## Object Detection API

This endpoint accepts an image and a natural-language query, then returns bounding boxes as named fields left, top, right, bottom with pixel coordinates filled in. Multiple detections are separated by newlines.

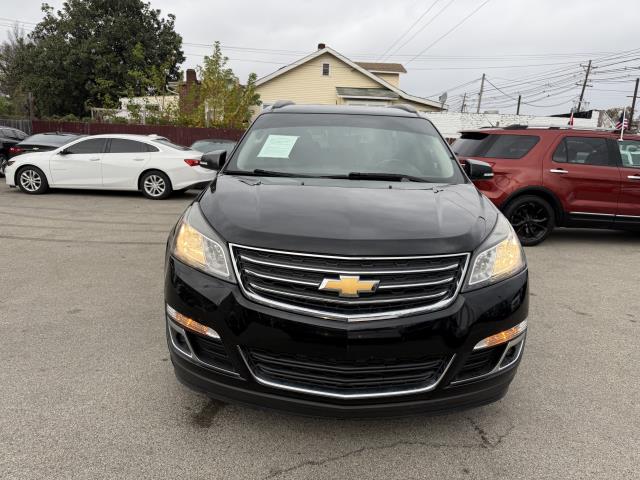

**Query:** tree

left=15, top=0, right=184, bottom=117
left=0, top=25, right=31, bottom=116
left=188, top=42, right=261, bottom=129
left=605, top=106, right=635, bottom=128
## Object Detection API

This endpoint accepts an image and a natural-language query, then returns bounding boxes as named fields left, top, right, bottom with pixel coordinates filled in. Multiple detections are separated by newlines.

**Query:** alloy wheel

left=0, top=155, right=7, bottom=175
left=20, top=169, right=42, bottom=192
left=509, top=201, right=550, bottom=244
left=143, top=174, right=166, bottom=197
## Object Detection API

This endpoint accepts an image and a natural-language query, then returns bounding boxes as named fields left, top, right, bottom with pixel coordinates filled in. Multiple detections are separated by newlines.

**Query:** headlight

left=465, top=214, right=526, bottom=289
left=171, top=203, right=235, bottom=282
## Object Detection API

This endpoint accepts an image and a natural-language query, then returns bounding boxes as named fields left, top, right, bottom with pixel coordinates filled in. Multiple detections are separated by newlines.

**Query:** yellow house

left=254, top=44, right=443, bottom=113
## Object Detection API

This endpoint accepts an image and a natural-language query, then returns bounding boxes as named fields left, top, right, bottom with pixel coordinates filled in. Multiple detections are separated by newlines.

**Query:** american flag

left=616, top=110, right=629, bottom=130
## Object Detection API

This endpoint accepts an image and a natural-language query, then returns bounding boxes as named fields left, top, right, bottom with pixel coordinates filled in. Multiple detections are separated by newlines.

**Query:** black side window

left=146, top=143, right=159, bottom=152
left=552, top=140, right=567, bottom=163
left=452, top=132, right=490, bottom=156
left=482, top=135, right=539, bottom=159
left=554, top=137, right=613, bottom=166
left=66, top=138, right=107, bottom=154
left=108, top=139, right=149, bottom=153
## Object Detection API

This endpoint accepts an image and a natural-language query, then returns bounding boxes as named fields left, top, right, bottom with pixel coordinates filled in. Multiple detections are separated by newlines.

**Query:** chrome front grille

left=230, top=244, right=469, bottom=321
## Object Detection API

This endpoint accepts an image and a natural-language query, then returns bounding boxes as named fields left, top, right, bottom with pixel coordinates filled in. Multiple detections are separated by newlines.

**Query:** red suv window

left=453, top=133, right=539, bottom=159
left=552, top=136, right=615, bottom=167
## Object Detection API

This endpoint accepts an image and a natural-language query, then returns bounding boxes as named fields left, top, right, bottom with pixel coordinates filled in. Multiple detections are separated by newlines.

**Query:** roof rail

left=387, top=104, right=418, bottom=115
left=271, top=100, right=295, bottom=110
left=502, top=124, right=617, bottom=132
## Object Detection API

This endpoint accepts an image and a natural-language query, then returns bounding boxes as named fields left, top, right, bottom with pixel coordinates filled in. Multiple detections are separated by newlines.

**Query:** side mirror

left=200, top=150, right=227, bottom=171
left=464, top=159, right=494, bottom=181
left=58, top=149, right=68, bottom=155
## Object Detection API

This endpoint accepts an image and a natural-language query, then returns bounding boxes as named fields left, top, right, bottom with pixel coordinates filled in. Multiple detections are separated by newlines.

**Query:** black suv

left=165, top=103, right=529, bottom=416
left=0, top=126, right=28, bottom=176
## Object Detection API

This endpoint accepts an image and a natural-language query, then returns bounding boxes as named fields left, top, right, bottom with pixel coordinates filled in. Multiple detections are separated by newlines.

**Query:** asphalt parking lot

left=0, top=183, right=638, bottom=480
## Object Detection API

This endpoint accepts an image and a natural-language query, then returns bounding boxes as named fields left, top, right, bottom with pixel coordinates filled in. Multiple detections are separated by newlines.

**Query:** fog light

left=474, top=320, right=527, bottom=350
left=166, top=305, right=220, bottom=339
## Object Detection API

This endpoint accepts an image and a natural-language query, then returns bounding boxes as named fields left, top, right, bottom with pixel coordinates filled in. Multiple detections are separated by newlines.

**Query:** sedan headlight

left=172, top=203, right=235, bottom=282
left=465, top=214, right=526, bottom=289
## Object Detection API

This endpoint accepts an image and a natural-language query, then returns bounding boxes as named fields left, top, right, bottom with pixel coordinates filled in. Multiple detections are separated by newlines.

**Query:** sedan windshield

left=226, top=113, right=464, bottom=183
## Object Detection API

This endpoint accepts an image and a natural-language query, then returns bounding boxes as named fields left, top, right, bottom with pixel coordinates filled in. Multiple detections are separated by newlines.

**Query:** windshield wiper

left=341, top=172, right=430, bottom=183
left=225, top=169, right=320, bottom=178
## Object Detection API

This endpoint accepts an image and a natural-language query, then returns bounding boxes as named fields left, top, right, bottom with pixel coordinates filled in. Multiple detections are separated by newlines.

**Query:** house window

left=322, top=63, right=330, bottom=76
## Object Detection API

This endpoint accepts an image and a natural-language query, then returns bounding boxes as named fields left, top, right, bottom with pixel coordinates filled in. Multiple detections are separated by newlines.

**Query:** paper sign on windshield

left=257, top=135, right=298, bottom=158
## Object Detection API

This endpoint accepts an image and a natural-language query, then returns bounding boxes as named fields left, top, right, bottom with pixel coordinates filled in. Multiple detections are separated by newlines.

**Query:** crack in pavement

left=467, top=417, right=515, bottom=449
left=261, top=439, right=481, bottom=480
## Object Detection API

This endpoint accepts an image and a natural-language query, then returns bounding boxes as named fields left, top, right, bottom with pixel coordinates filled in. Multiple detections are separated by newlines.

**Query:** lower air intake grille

left=453, top=345, right=506, bottom=382
left=244, top=348, right=450, bottom=398
left=186, top=333, right=237, bottom=373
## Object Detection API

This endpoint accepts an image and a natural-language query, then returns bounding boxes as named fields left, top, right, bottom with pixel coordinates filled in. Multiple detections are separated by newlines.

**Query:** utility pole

left=476, top=73, right=485, bottom=113
left=576, top=60, right=592, bottom=113
left=516, top=95, right=521, bottom=115
left=460, top=93, right=467, bottom=113
left=628, top=78, right=639, bottom=130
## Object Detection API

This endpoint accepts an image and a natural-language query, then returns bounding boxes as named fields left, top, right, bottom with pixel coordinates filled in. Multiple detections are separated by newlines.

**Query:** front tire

left=0, top=153, right=7, bottom=178
left=17, top=166, right=49, bottom=195
left=140, top=170, right=172, bottom=200
left=503, top=195, right=555, bottom=246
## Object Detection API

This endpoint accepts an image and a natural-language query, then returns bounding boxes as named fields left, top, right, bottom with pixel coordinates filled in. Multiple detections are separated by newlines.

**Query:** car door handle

left=88, top=158, right=100, bottom=162
left=628, top=175, right=640, bottom=180
left=133, top=158, right=145, bottom=161
left=549, top=168, right=568, bottom=174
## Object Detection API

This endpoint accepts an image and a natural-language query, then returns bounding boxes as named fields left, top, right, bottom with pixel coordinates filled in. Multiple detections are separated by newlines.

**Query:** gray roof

left=355, top=62, right=407, bottom=73
left=336, top=87, right=399, bottom=99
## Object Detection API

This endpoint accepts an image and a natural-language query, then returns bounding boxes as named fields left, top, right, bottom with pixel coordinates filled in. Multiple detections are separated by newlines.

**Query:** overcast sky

left=2, top=0, right=639, bottom=115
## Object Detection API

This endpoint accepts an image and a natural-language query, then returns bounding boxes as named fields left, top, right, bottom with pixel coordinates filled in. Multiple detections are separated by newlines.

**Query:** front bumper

left=165, top=257, right=528, bottom=417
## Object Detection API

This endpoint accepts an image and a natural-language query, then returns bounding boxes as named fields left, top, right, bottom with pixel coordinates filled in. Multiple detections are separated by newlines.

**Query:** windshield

left=226, top=113, right=464, bottom=183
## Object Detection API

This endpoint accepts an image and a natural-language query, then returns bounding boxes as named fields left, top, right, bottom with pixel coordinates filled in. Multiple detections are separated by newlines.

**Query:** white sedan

left=5, top=134, right=219, bottom=199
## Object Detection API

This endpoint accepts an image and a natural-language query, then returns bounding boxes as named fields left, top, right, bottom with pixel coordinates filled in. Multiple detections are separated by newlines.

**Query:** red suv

left=452, top=126, right=640, bottom=245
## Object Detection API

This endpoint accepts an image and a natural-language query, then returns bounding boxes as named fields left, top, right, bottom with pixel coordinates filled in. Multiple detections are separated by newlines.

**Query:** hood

left=199, top=175, right=498, bottom=255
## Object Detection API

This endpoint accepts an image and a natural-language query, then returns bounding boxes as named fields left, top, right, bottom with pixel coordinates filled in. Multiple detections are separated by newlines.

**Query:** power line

left=384, top=0, right=457, bottom=59
left=406, top=0, right=493, bottom=65
left=377, top=0, right=441, bottom=61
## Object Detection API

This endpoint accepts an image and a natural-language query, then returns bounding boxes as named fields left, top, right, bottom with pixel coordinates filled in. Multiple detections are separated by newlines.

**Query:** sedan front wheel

left=17, top=166, right=49, bottom=195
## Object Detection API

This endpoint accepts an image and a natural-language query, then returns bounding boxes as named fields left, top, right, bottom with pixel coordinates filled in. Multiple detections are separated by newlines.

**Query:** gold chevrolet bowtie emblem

left=318, top=275, right=380, bottom=298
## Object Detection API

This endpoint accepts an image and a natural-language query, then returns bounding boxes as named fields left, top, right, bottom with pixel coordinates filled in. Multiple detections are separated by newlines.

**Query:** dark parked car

left=190, top=138, right=237, bottom=154
left=452, top=126, right=640, bottom=245
left=0, top=126, right=28, bottom=176
left=164, top=102, right=529, bottom=417
left=8, top=132, right=83, bottom=160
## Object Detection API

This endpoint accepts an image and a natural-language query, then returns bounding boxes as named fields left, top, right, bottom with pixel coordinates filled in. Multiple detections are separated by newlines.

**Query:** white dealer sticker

left=257, top=135, right=299, bottom=158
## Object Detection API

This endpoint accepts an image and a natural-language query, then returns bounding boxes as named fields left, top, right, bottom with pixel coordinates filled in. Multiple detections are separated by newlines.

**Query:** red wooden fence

left=31, top=120, right=245, bottom=146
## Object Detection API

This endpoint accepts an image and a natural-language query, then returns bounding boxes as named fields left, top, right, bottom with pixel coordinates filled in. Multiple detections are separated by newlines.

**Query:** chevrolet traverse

left=165, top=103, right=529, bottom=417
